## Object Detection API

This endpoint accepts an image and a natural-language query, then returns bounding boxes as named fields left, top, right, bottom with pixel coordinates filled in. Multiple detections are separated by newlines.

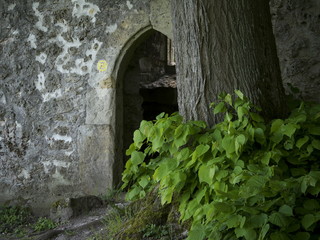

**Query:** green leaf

left=258, top=224, right=270, bottom=240
left=250, top=112, right=264, bottom=122
left=236, top=134, right=246, bottom=146
left=222, top=135, right=235, bottom=154
left=282, top=123, right=298, bottom=138
left=295, top=232, right=310, bottom=240
left=188, top=144, right=210, bottom=168
left=225, top=215, right=243, bottom=228
left=279, top=205, right=293, bottom=217
left=214, top=102, right=226, bottom=114
left=160, top=186, right=174, bottom=204
left=153, top=158, right=178, bottom=181
left=170, top=171, right=186, bottom=193
left=195, top=144, right=210, bottom=158
left=247, top=176, right=268, bottom=188
left=187, top=223, right=206, bottom=240
left=131, top=151, right=145, bottom=166
left=254, top=128, right=265, bottom=145
left=261, top=152, right=272, bottom=165
left=177, top=148, right=191, bottom=161
left=156, top=112, right=165, bottom=120
left=291, top=168, right=307, bottom=177
left=133, top=129, right=145, bottom=142
left=271, top=119, right=284, bottom=134
left=269, top=212, right=289, bottom=228
left=235, top=228, right=257, bottom=240
left=198, top=165, right=215, bottom=185
left=213, top=202, right=235, bottom=213
left=126, top=186, right=141, bottom=200
left=303, top=199, right=320, bottom=210
left=195, top=187, right=207, bottom=204
left=126, top=143, right=136, bottom=156
left=308, top=126, right=320, bottom=135
left=245, top=214, right=268, bottom=229
left=174, top=124, right=184, bottom=138
left=216, top=170, right=229, bottom=181
left=284, top=139, right=294, bottom=150
left=139, top=120, right=153, bottom=136
left=139, top=190, right=146, bottom=198
left=296, top=136, right=309, bottom=149
left=235, top=89, right=244, bottom=100
left=301, top=214, right=317, bottom=230
left=138, top=176, right=149, bottom=188
left=312, top=139, right=320, bottom=150
left=237, top=106, right=246, bottom=121
left=270, top=232, right=290, bottom=240
left=225, top=93, right=233, bottom=106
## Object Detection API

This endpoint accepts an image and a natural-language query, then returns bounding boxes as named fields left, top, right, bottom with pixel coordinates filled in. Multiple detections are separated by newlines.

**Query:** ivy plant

left=122, top=90, right=320, bottom=240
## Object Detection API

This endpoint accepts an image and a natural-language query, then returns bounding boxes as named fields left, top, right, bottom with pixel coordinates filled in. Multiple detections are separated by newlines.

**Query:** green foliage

left=122, top=90, right=320, bottom=240
left=33, top=217, right=58, bottom=232
left=0, top=205, right=31, bottom=234
left=142, top=223, right=170, bottom=239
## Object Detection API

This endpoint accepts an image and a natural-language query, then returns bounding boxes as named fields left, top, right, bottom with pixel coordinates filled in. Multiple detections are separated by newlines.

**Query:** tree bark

left=171, top=0, right=287, bottom=126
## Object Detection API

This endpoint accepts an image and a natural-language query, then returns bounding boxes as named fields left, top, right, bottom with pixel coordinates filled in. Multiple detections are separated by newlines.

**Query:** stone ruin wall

left=0, top=0, right=319, bottom=214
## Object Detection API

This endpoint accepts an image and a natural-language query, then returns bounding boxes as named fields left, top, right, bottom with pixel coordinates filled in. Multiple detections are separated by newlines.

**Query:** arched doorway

left=113, top=29, right=177, bottom=183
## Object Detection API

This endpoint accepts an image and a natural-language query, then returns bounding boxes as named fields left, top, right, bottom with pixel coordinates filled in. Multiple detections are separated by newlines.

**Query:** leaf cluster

left=122, top=90, right=320, bottom=240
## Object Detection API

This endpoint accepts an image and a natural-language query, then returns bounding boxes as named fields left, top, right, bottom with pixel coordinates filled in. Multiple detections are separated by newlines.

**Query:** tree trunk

left=171, top=0, right=287, bottom=126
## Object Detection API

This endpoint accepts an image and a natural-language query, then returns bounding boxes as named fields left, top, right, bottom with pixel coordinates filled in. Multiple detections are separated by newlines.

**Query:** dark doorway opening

left=122, top=31, right=178, bottom=159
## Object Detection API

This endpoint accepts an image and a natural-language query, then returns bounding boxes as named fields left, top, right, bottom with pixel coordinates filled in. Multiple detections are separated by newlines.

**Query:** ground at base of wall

left=0, top=206, right=109, bottom=240
left=1, top=194, right=188, bottom=240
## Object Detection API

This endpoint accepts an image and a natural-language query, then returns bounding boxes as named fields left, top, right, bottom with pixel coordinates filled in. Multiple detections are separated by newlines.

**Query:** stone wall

left=0, top=0, right=172, bottom=214
left=270, top=0, right=320, bottom=101
left=0, top=0, right=319, bottom=214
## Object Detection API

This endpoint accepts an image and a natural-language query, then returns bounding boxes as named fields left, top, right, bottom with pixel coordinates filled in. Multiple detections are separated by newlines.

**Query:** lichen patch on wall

left=36, top=53, right=47, bottom=65
left=32, top=2, right=48, bottom=32
left=71, top=0, right=100, bottom=23
left=42, top=89, right=63, bottom=102
left=127, top=1, right=134, bottom=10
left=27, top=34, right=37, bottom=49
left=35, top=72, right=46, bottom=91
left=7, top=3, right=16, bottom=11
left=106, top=23, right=118, bottom=34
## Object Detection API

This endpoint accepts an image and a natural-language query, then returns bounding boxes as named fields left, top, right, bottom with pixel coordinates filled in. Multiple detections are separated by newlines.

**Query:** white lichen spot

left=53, top=34, right=82, bottom=74
left=105, top=23, right=117, bottom=34
left=12, top=30, right=19, bottom=35
left=52, top=160, right=71, bottom=168
left=70, top=38, right=102, bottom=75
left=71, top=0, right=100, bottom=23
left=18, top=169, right=30, bottom=179
left=32, top=2, right=48, bottom=32
left=52, top=134, right=72, bottom=143
left=8, top=4, right=16, bottom=11
left=42, top=160, right=71, bottom=174
left=51, top=21, right=101, bottom=75
left=65, top=150, right=74, bottom=156
left=35, top=72, right=46, bottom=91
left=36, top=53, right=47, bottom=65
left=15, top=121, right=23, bottom=140
left=55, top=20, right=69, bottom=33
left=126, top=1, right=133, bottom=10
left=27, top=34, right=37, bottom=49
left=0, top=94, right=6, bottom=105
left=42, top=89, right=62, bottom=102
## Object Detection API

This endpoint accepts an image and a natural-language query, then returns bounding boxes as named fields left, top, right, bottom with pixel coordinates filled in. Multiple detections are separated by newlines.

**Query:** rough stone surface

left=270, top=0, right=320, bottom=101
left=0, top=0, right=319, bottom=215
left=0, top=0, right=172, bottom=214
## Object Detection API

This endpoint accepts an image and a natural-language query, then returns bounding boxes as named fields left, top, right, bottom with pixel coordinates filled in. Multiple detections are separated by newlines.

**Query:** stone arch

left=111, top=26, right=177, bottom=185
